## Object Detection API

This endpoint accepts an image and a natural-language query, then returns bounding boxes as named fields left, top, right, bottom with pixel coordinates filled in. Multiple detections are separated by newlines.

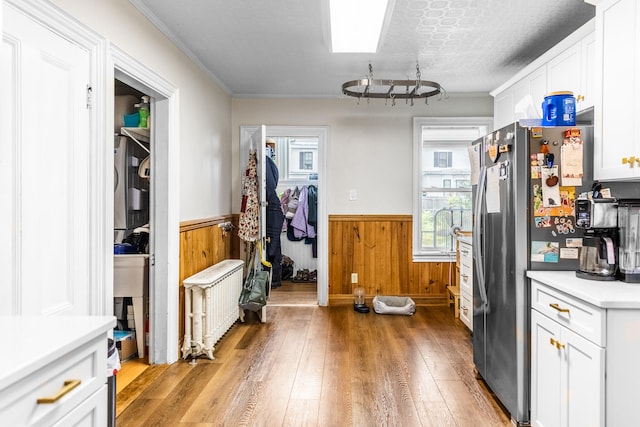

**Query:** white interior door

left=251, top=125, right=267, bottom=244
left=1, top=3, right=92, bottom=315
left=241, top=125, right=267, bottom=246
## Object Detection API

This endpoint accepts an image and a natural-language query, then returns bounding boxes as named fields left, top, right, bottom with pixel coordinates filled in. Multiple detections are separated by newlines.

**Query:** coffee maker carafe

left=617, top=199, right=640, bottom=282
left=575, top=198, right=618, bottom=281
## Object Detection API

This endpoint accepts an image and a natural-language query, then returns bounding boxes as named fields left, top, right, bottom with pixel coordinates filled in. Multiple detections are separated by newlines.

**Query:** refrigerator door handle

left=473, top=165, right=488, bottom=306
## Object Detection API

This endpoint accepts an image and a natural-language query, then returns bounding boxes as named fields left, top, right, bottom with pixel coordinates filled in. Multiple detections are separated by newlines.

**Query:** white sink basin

left=114, top=254, right=149, bottom=358
left=114, top=254, right=149, bottom=297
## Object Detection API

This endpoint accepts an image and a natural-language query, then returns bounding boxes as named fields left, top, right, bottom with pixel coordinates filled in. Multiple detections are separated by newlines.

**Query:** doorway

left=240, top=125, right=328, bottom=307
left=113, top=47, right=180, bottom=365
left=113, top=79, right=151, bottom=368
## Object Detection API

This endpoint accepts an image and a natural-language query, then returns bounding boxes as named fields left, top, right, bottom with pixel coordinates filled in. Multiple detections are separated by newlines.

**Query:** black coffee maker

left=575, top=198, right=618, bottom=281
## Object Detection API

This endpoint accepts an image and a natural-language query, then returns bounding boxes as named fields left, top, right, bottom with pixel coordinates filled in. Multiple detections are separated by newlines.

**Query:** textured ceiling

left=131, top=0, right=595, bottom=98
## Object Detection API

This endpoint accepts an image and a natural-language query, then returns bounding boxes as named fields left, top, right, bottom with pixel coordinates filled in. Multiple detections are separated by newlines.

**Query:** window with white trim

left=412, top=117, right=492, bottom=261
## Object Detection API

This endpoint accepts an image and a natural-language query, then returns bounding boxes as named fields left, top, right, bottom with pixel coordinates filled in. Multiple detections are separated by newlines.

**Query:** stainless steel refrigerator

left=471, top=123, right=593, bottom=425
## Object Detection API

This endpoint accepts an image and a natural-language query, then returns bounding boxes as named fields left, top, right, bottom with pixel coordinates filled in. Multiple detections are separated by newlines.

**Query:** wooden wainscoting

left=178, top=215, right=240, bottom=353
left=328, top=215, right=456, bottom=306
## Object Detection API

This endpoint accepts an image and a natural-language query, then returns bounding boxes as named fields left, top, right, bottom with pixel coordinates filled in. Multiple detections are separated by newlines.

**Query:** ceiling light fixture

left=330, top=0, right=389, bottom=53
left=341, top=63, right=446, bottom=106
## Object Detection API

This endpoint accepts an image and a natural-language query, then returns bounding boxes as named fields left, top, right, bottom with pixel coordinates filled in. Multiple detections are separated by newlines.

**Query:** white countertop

left=0, top=316, right=116, bottom=390
left=527, top=270, right=640, bottom=309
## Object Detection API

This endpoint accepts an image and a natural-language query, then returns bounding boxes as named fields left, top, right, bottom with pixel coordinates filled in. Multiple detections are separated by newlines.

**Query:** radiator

left=181, top=259, right=244, bottom=360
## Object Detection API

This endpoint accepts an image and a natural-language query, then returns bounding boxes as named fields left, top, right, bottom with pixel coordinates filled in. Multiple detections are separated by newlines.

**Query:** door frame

left=111, top=47, right=180, bottom=364
left=240, top=125, right=328, bottom=306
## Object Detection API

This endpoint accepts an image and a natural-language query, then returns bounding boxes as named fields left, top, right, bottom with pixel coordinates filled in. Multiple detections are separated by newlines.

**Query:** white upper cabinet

left=588, top=0, right=640, bottom=181
left=580, top=31, right=596, bottom=112
left=548, top=43, right=582, bottom=100
left=547, top=31, right=595, bottom=112
left=491, top=19, right=595, bottom=131
left=494, top=65, right=547, bottom=130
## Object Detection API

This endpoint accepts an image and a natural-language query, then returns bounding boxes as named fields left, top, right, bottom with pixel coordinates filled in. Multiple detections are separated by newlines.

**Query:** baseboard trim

left=328, top=294, right=448, bottom=307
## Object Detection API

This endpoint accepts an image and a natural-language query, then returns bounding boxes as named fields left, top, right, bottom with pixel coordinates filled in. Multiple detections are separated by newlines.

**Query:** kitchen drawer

left=53, top=386, right=107, bottom=427
left=459, top=262, right=473, bottom=294
left=460, top=290, right=473, bottom=331
left=459, top=241, right=472, bottom=266
left=531, top=279, right=605, bottom=346
left=0, top=334, right=106, bottom=426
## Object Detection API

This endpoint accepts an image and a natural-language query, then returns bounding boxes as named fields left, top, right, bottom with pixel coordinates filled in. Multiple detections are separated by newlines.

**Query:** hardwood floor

left=268, top=280, right=317, bottom=306
left=116, top=305, right=512, bottom=426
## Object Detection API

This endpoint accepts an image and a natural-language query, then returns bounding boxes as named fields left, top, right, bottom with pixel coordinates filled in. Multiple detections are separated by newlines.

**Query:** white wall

left=51, top=0, right=233, bottom=222
left=232, top=94, right=493, bottom=215
left=46, top=0, right=493, bottom=220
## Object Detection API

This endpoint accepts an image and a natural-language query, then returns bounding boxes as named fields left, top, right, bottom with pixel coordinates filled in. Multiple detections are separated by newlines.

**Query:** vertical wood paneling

left=328, top=215, right=453, bottom=305
left=178, top=215, right=239, bottom=352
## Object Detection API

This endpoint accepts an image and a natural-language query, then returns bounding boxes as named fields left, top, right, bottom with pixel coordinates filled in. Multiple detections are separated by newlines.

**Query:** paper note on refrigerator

left=469, top=143, right=481, bottom=185
left=561, top=138, right=584, bottom=186
left=486, top=164, right=501, bottom=213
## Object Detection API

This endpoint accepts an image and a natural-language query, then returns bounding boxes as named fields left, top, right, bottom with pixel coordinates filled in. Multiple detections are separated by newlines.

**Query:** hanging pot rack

left=341, top=63, right=445, bottom=106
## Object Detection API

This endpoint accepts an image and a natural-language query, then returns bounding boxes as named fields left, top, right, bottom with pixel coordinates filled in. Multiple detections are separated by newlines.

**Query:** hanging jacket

left=238, top=151, right=259, bottom=242
left=307, top=185, right=318, bottom=228
left=279, top=188, right=291, bottom=231
left=265, top=156, right=285, bottom=255
left=291, top=185, right=316, bottom=239
left=285, top=186, right=300, bottom=219
left=265, top=155, right=284, bottom=285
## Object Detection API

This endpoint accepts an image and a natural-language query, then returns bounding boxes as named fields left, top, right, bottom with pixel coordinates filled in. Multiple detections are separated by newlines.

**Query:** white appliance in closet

left=113, top=134, right=150, bottom=243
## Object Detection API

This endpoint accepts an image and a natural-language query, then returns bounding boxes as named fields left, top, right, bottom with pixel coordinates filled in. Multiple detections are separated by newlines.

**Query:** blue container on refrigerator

left=541, top=91, right=576, bottom=126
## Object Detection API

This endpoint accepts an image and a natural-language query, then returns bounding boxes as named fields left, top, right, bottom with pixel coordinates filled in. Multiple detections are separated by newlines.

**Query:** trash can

left=107, top=338, right=121, bottom=427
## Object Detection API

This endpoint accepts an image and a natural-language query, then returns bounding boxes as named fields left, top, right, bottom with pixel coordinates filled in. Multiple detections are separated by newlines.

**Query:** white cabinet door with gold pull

left=531, top=310, right=604, bottom=427
left=590, top=0, right=640, bottom=180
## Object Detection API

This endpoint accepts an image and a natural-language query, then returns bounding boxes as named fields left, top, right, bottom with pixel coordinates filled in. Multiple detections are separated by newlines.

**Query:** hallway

left=116, top=305, right=511, bottom=426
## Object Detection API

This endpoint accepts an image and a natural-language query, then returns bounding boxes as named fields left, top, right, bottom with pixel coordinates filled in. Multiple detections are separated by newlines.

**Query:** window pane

left=266, top=136, right=319, bottom=181
left=413, top=118, right=491, bottom=258
left=420, top=191, right=472, bottom=251
left=299, top=151, right=313, bottom=170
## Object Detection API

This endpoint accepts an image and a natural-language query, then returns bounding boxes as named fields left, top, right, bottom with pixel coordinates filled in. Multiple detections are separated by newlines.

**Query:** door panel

left=2, top=5, right=91, bottom=315
left=531, top=311, right=562, bottom=427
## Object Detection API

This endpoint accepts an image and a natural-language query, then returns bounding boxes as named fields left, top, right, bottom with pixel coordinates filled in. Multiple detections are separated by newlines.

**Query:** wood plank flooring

left=268, top=280, right=317, bottom=306
left=116, top=305, right=512, bottom=426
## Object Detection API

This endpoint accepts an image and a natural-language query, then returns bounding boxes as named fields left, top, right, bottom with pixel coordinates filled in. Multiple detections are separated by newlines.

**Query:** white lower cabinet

left=0, top=317, right=115, bottom=427
left=529, top=276, right=640, bottom=427
left=531, top=310, right=604, bottom=427
left=457, top=239, right=473, bottom=331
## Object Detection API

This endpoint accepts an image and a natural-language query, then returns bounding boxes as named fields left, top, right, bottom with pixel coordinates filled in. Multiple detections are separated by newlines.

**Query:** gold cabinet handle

left=576, top=94, right=585, bottom=102
left=37, top=379, right=81, bottom=404
left=549, top=303, right=570, bottom=313
left=550, top=338, right=565, bottom=350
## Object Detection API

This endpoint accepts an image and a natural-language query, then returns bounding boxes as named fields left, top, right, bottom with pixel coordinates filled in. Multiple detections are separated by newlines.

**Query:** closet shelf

left=121, top=127, right=150, bottom=154
left=121, top=127, right=149, bottom=142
